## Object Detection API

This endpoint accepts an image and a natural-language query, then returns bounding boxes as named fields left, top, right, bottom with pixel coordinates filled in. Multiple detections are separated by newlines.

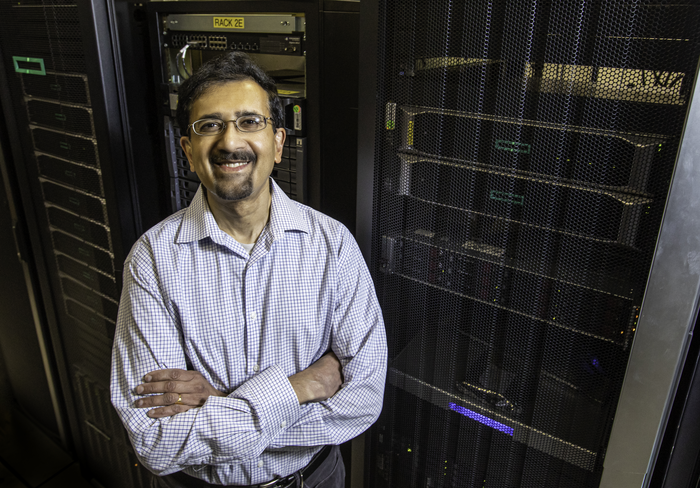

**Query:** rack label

left=213, top=17, right=244, bottom=29
left=490, top=190, right=524, bottom=205
left=495, top=140, right=531, bottom=154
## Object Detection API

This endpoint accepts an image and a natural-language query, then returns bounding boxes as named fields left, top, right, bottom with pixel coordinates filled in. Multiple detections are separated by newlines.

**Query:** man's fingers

left=143, top=369, right=198, bottom=383
left=136, top=379, right=210, bottom=395
left=135, top=392, right=208, bottom=409
left=134, top=392, right=181, bottom=408
left=146, top=404, right=196, bottom=418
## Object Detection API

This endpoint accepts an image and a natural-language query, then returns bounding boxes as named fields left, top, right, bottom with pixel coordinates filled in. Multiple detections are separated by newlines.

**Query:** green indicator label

left=386, top=120, right=395, bottom=130
left=55, top=113, right=66, bottom=121
left=12, top=56, right=46, bottom=76
left=495, top=140, right=531, bottom=154
left=490, top=190, right=524, bottom=205
left=293, top=105, right=301, bottom=113
left=59, top=142, right=71, bottom=150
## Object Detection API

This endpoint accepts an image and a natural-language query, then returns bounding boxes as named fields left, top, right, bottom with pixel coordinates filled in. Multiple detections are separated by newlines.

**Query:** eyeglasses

left=188, top=115, right=274, bottom=136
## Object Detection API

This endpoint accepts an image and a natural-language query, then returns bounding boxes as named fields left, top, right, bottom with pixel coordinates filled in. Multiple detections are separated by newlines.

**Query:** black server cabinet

left=0, top=0, right=157, bottom=486
left=359, top=1, right=700, bottom=487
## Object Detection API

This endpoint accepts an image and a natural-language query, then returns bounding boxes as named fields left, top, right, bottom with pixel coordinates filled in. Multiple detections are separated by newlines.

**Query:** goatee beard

left=209, top=150, right=256, bottom=201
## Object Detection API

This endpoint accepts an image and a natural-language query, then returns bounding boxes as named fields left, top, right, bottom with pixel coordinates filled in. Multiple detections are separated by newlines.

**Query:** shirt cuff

left=228, top=364, right=302, bottom=437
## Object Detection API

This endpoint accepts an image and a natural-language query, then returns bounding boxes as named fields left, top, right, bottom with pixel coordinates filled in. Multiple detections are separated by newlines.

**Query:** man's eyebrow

left=197, top=110, right=265, bottom=120
left=198, top=112, right=223, bottom=120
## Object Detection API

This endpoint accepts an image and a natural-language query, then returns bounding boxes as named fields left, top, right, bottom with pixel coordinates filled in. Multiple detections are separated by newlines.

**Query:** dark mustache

left=211, top=150, right=257, bottom=164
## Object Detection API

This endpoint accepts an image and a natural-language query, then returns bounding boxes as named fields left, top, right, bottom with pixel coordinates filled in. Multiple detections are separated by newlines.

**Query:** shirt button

left=250, top=311, right=257, bottom=320
left=257, top=460, right=264, bottom=468
left=253, top=364, right=260, bottom=372
left=281, top=421, right=287, bottom=428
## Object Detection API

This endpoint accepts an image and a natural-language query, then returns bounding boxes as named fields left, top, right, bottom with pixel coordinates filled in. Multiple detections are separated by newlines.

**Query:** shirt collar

left=175, top=178, right=309, bottom=245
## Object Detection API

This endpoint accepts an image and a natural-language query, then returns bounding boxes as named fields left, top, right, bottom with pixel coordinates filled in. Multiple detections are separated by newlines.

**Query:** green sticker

left=490, top=190, right=524, bottom=205
left=495, top=140, right=531, bottom=154
left=12, top=56, right=46, bottom=76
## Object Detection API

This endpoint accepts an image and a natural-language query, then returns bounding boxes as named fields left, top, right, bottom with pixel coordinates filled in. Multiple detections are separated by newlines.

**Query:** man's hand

left=288, top=352, right=343, bottom=404
left=134, top=369, right=226, bottom=418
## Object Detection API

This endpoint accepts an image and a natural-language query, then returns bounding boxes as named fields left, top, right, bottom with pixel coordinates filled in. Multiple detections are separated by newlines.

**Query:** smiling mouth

left=217, top=161, right=249, bottom=168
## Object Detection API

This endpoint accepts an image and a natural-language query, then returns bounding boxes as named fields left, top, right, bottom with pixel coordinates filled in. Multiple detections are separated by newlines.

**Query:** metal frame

left=600, top=59, right=700, bottom=488
left=355, top=0, right=379, bottom=262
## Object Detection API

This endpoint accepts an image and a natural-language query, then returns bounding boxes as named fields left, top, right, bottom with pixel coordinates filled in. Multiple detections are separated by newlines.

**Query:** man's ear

left=180, top=136, right=194, bottom=172
left=274, top=128, right=286, bottom=164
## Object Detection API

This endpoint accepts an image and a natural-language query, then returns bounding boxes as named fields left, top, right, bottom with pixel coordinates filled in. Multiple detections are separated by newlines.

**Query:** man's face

left=180, top=80, right=285, bottom=204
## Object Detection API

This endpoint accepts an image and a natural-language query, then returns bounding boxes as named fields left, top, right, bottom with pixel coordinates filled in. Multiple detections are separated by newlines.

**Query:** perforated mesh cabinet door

left=363, top=1, right=700, bottom=487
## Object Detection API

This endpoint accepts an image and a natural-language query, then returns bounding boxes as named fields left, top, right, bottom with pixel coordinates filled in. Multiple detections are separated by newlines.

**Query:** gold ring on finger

left=176, top=394, right=183, bottom=405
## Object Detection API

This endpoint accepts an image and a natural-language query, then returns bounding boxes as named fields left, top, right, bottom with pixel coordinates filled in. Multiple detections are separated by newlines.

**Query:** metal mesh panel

left=65, top=299, right=115, bottom=341
left=9, top=4, right=85, bottom=72
left=21, top=71, right=90, bottom=105
left=41, top=179, right=107, bottom=222
left=27, top=98, right=94, bottom=136
left=47, top=205, right=112, bottom=251
left=73, top=368, right=153, bottom=488
left=31, top=127, right=99, bottom=166
left=61, top=276, right=118, bottom=321
left=38, top=153, right=104, bottom=196
left=369, top=1, right=700, bottom=486
left=51, top=230, right=114, bottom=275
left=55, top=253, right=118, bottom=299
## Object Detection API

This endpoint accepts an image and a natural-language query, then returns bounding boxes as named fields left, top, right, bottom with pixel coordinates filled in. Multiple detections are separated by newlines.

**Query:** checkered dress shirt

left=110, top=179, right=386, bottom=485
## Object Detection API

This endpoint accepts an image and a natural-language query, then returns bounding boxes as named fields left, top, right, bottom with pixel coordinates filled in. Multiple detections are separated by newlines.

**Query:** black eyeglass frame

left=187, top=115, right=275, bottom=136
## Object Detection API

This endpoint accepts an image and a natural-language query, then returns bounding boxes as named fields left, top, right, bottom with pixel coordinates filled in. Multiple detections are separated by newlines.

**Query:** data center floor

left=0, top=406, right=94, bottom=488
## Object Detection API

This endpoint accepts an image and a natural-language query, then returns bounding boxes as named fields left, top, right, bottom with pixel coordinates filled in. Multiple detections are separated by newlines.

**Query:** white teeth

left=220, top=161, right=248, bottom=168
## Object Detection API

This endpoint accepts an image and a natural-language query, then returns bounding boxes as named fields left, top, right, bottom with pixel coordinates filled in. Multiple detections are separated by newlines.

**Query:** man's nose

left=217, top=122, right=247, bottom=149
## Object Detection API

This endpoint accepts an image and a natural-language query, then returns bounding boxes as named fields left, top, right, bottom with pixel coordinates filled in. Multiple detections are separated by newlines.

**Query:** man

left=110, top=52, right=387, bottom=487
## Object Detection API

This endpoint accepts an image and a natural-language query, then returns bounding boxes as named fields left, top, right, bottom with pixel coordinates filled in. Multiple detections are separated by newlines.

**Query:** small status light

left=621, top=331, right=624, bottom=334
left=408, top=448, right=412, bottom=452
left=632, top=328, right=636, bottom=331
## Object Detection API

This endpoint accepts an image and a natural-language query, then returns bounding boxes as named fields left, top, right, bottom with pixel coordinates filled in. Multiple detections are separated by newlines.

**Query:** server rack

left=0, top=0, right=158, bottom=486
left=146, top=2, right=321, bottom=214
left=357, top=1, right=700, bottom=487
left=146, top=1, right=362, bottom=233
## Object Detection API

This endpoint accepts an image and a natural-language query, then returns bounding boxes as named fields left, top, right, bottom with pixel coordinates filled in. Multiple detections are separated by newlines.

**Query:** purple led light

left=448, top=402, right=514, bottom=436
